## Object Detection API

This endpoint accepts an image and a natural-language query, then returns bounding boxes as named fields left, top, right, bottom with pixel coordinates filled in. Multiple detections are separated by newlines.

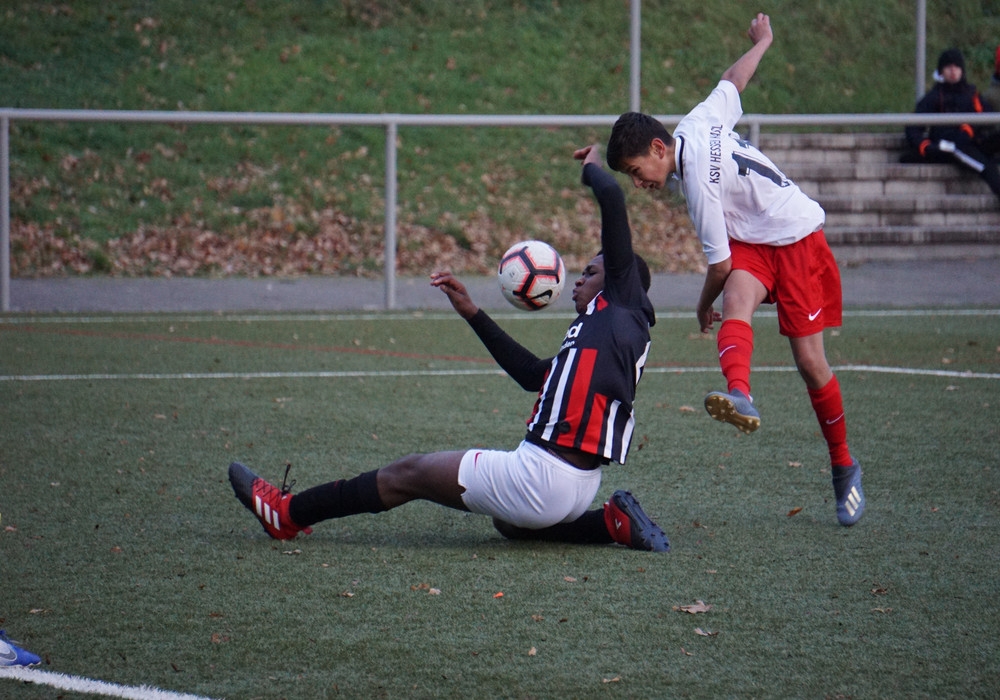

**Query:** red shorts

left=730, top=230, right=843, bottom=338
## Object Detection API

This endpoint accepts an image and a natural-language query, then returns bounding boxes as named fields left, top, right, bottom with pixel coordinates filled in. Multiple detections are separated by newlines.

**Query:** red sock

left=717, top=319, right=754, bottom=396
left=808, top=375, right=852, bottom=467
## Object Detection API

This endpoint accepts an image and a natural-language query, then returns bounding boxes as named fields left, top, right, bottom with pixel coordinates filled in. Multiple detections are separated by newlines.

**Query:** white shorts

left=457, top=440, right=603, bottom=529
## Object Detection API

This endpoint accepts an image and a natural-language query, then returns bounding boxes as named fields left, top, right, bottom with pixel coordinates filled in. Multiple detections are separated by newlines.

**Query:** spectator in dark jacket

left=904, top=48, right=1000, bottom=202
left=981, top=45, right=1000, bottom=153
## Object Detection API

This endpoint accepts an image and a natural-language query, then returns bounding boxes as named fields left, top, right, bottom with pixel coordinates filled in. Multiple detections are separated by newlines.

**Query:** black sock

left=493, top=509, right=613, bottom=545
left=288, top=469, right=386, bottom=527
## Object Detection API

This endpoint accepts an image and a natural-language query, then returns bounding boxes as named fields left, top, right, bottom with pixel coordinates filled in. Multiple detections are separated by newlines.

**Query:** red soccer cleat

left=229, top=462, right=312, bottom=540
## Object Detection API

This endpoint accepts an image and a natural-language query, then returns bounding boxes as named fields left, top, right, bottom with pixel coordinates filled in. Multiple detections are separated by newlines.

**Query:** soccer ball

left=497, top=240, right=566, bottom=311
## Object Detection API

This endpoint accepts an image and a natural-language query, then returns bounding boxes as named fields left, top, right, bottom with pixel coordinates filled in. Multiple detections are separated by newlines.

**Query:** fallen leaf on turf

left=602, top=676, right=621, bottom=683
left=787, top=507, right=803, bottom=517
left=528, top=647, right=537, bottom=656
left=282, top=549, right=302, bottom=555
left=679, top=405, right=697, bottom=413
left=872, top=607, right=893, bottom=614
left=694, top=628, right=718, bottom=637
left=340, top=591, right=354, bottom=598
left=680, top=647, right=693, bottom=656
left=676, top=600, right=711, bottom=614
left=564, top=576, right=577, bottom=583
left=788, top=461, right=802, bottom=468
left=493, top=592, right=504, bottom=598
left=531, top=615, right=544, bottom=622
left=428, top=588, right=441, bottom=595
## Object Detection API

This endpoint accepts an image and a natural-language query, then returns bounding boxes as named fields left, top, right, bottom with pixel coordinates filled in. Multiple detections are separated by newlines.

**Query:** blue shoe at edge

left=0, top=631, right=41, bottom=667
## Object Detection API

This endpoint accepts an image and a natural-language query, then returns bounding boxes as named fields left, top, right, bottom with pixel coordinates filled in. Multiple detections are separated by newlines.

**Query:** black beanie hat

left=937, top=48, right=965, bottom=73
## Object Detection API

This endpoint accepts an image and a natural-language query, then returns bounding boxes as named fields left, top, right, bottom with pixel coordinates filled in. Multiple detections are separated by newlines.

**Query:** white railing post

left=1, top=115, right=9, bottom=312
left=630, top=0, right=641, bottom=113
left=916, top=0, right=927, bottom=103
left=384, top=119, right=398, bottom=310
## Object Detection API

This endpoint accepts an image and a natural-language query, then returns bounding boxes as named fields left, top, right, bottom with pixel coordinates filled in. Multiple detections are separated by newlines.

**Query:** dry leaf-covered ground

left=9, top=189, right=704, bottom=279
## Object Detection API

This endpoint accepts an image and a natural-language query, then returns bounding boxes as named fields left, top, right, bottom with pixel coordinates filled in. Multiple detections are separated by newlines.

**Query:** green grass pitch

left=2, top=308, right=999, bottom=698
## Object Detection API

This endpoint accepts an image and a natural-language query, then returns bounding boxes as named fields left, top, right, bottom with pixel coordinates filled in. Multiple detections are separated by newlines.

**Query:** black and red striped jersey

left=525, top=287, right=652, bottom=464
left=467, top=163, right=654, bottom=465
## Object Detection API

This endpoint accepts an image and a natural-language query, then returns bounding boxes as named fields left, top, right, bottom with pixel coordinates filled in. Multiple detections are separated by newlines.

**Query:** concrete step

left=784, top=161, right=988, bottom=186
left=825, top=224, right=1000, bottom=245
left=828, top=210, right=999, bottom=229
left=820, top=194, right=997, bottom=214
left=747, top=133, right=999, bottom=257
left=758, top=132, right=905, bottom=151
left=815, top=179, right=991, bottom=197
left=759, top=132, right=908, bottom=165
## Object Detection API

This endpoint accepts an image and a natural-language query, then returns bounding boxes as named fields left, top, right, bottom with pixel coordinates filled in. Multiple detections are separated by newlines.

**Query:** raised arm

left=574, top=145, right=634, bottom=279
left=720, top=13, right=773, bottom=94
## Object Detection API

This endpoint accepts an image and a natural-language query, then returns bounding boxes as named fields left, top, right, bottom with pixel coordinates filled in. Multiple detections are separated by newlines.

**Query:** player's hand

left=698, top=305, right=722, bottom=333
left=431, top=270, right=479, bottom=320
left=573, top=144, right=603, bottom=169
left=747, top=13, right=772, bottom=46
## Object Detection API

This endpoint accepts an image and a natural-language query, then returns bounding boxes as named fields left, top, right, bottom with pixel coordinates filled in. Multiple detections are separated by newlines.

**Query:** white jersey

left=672, top=80, right=825, bottom=265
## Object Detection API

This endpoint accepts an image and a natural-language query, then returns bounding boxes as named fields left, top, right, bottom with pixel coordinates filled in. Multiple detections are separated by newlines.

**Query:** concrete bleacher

left=758, top=132, right=1000, bottom=260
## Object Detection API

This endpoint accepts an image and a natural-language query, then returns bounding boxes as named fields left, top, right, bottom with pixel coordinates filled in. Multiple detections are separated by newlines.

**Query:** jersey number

left=732, top=152, right=789, bottom=188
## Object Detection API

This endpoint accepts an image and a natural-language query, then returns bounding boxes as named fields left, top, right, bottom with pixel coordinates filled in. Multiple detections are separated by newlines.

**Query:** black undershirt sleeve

left=466, top=309, right=552, bottom=392
left=582, top=162, right=654, bottom=323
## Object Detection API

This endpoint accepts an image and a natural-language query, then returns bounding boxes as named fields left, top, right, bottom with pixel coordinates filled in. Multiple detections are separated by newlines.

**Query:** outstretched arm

left=431, top=270, right=550, bottom=391
left=720, top=13, right=773, bottom=94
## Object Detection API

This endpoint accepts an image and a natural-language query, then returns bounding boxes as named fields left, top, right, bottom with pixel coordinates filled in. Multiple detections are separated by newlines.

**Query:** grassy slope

left=3, top=0, right=1000, bottom=277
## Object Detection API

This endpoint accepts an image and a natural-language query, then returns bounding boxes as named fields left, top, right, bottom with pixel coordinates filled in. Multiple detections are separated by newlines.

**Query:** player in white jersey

left=605, top=13, right=865, bottom=526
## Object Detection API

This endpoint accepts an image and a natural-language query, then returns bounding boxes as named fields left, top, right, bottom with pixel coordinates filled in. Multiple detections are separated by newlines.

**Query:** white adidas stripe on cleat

left=255, top=496, right=280, bottom=530
left=845, top=487, right=862, bottom=517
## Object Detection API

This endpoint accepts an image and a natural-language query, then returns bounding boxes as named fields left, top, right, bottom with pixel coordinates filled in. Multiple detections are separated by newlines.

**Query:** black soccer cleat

left=604, top=490, right=670, bottom=552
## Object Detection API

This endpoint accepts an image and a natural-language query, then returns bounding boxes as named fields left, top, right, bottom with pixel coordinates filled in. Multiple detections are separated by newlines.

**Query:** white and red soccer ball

left=497, top=240, right=566, bottom=311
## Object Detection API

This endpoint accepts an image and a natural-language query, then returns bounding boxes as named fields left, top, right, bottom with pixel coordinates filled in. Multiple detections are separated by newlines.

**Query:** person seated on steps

left=902, top=48, right=1000, bottom=205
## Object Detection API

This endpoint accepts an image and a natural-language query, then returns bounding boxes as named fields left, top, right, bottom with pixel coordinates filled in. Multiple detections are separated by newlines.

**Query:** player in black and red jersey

left=228, top=144, right=669, bottom=552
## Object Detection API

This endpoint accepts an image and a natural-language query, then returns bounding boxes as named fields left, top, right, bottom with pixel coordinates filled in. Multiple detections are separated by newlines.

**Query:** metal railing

left=3, top=108, right=1000, bottom=311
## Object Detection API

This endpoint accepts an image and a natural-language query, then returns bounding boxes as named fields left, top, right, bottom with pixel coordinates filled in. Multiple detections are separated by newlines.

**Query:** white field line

left=2, top=308, right=1000, bottom=324
left=2, top=365, right=999, bottom=382
left=0, top=666, right=219, bottom=700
